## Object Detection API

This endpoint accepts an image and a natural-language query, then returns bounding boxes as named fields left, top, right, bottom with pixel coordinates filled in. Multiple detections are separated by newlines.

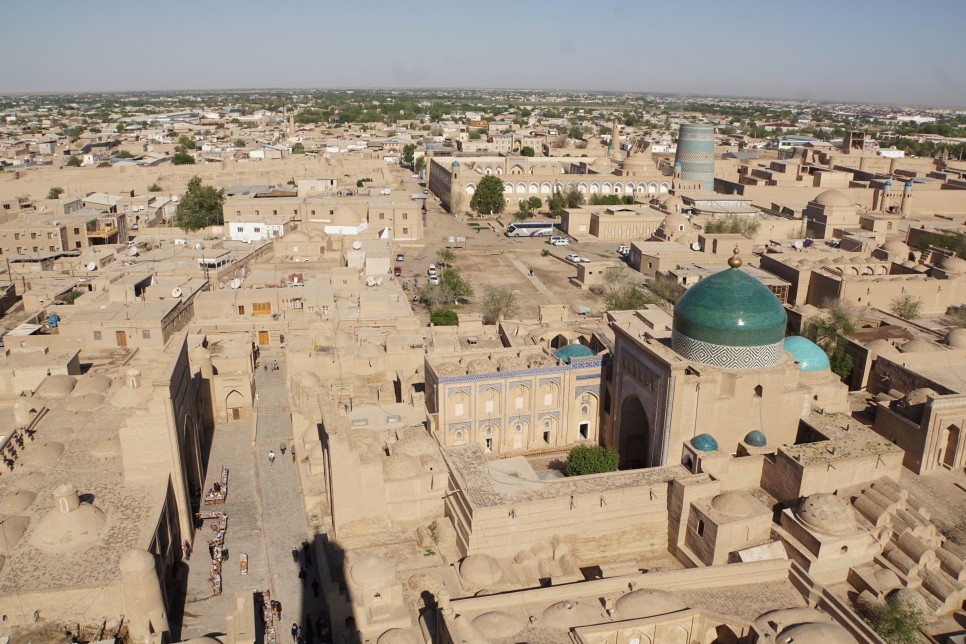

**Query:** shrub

left=890, top=294, right=923, bottom=320
left=565, top=445, right=619, bottom=476
left=861, top=596, right=925, bottom=644
left=430, top=308, right=458, bottom=326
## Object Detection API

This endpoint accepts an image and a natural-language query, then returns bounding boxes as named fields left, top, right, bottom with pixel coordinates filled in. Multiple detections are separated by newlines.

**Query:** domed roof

left=796, top=493, right=857, bottom=536
left=614, top=588, right=687, bottom=619
left=880, top=239, right=910, bottom=254
left=0, top=516, right=29, bottom=553
left=450, top=160, right=460, bottom=168
left=285, top=229, right=311, bottom=241
left=888, top=587, right=930, bottom=613
left=554, top=343, right=594, bottom=363
left=383, top=453, right=422, bottom=480
left=72, top=373, right=112, bottom=395
left=711, top=491, right=763, bottom=518
left=542, top=600, right=602, bottom=628
left=813, top=190, right=853, bottom=208
left=942, top=255, right=966, bottom=274
left=294, top=370, right=321, bottom=389
left=672, top=264, right=787, bottom=369
left=31, top=501, right=107, bottom=553
left=691, top=433, right=718, bottom=452
left=70, top=393, right=105, bottom=410
left=947, top=328, right=966, bottom=348
left=784, top=336, right=830, bottom=372
left=865, top=338, right=899, bottom=355
left=349, top=556, right=396, bottom=589
left=906, top=388, right=937, bottom=405
left=899, top=338, right=940, bottom=353
left=744, top=430, right=767, bottom=447
left=0, top=488, right=35, bottom=514
left=777, top=622, right=857, bottom=643
left=873, top=568, right=901, bottom=589
left=376, top=629, right=420, bottom=644
left=472, top=612, right=525, bottom=639
left=27, top=441, right=65, bottom=466
left=459, top=554, right=503, bottom=586
left=35, top=374, right=76, bottom=397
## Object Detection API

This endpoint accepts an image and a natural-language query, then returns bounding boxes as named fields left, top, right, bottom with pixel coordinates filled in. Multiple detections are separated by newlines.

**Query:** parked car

left=617, top=244, right=630, bottom=256
left=565, top=253, right=589, bottom=263
left=428, top=275, right=440, bottom=285
left=393, top=266, right=402, bottom=277
left=427, top=264, right=437, bottom=276
left=396, top=252, right=405, bottom=261
left=549, top=236, right=571, bottom=246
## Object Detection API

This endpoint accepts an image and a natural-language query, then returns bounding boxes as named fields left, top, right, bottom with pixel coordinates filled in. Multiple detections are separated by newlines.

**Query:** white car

left=617, top=244, right=630, bottom=256
left=565, top=253, right=590, bottom=263
left=428, top=275, right=440, bottom=285
left=427, top=264, right=437, bottom=276
left=549, top=236, right=571, bottom=246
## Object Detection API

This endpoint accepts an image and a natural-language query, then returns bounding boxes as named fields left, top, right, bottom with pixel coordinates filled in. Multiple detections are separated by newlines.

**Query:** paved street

left=179, top=348, right=326, bottom=641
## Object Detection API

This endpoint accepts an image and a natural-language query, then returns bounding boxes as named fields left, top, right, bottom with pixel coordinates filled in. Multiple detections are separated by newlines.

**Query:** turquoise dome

left=671, top=263, right=788, bottom=369
left=744, top=430, right=767, bottom=447
left=554, top=343, right=594, bottom=364
left=783, top=336, right=830, bottom=372
left=691, top=433, right=718, bottom=452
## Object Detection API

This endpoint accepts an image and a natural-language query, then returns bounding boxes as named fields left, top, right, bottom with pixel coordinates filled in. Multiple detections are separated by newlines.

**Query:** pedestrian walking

left=279, top=441, right=287, bottom=455
left=291, top=445, right=297, bottom=462
left=298, top=567, right=307, bottom=584
left=268, top=450, right=276, bottom=465
left=302, top=541, right=312, bottom=565
left=528, top=268, right=533, bottom=277
left=271, top=599, right=281, bottom=621
left=291, top=623, right=300, bottom=643
left=311, top=579, right=320, bottom=598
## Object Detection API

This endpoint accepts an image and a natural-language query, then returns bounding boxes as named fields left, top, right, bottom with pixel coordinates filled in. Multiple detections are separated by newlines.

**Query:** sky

left=2, top=0, right=965, bottom=107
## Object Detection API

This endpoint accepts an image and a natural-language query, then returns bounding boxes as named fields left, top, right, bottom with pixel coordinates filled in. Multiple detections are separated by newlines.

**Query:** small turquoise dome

left=554, top=343, right=594, bottom=364
left=451, top=160, right=461, bottom=169
left=783, top=336, right=830, bottom=372
left=691, top=433, right=718, bottom=452
left=744, top=430, right=767, bottom=447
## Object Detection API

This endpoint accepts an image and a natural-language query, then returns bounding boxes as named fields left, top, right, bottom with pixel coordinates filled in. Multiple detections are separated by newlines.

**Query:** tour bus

left=505, top=221, right=554, bottom=237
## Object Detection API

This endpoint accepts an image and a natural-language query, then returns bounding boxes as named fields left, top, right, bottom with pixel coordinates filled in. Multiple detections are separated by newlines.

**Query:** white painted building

left=225, top=214, right=291, bottom=243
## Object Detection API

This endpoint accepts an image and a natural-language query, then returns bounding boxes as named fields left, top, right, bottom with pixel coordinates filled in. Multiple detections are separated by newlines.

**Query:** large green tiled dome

left=671, top=258, right=787, bottom=369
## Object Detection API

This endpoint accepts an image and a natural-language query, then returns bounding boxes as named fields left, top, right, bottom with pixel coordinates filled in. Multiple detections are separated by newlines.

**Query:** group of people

left=267, top=442, right=296, bottom=466
left=289, top=541, right=330, bottom=643
left=263, top=359, right=280, bottom=372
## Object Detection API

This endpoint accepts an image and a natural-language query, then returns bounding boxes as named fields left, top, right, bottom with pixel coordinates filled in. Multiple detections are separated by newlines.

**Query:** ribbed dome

left=691, top=433, right=718, bottom=452
left=784, top=336, right=830, bottom=372
left=813, top=190, right=852, bottom=207
left=672, top=266, right=787, bottom=369
left=744, top=430, right=767, bottom=447
left=796, top=493, right=857, bottom=536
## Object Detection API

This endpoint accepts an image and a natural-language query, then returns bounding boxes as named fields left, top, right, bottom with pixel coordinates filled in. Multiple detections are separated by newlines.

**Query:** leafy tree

left=171, top=147, right=195, bottom=165
left=513, top=211, right=530, bottom=221
left=704, top=216, right=761, bottom=237
left=436, top=248, right=455, bottom=268
left=233, top=138, right=246, bottom=148
left=439, top=268, right=473, bottom=300
left=862, top=596, right=925, bottom=644
left=890, top=294, right=923, bottom=320
left=565, top=445, right=619, bottom=476
left=292, top=142, right=305, bottom=154
left=803, top=303, right=857, bottom=381
left=66, top=156, right=81, bottom=167
left=430, top=308, right=458, bottom=326
left=548, top=190, right=566, bottom=216
left=647, top=275, right=686, bottom=305
left=414, top=156, right=426, bottom=174
left=174, top=176, right=224, bottom=231
left=468, top=129, right=483, bottom=140
left=568, top=125, right=584, bottom=140
left=565, top=186, right=584, bottom=208
left=526, top=196, right=542, bottom=212
left=147, top=182, right=162, bottom=192
left=481, top=286, right=518, bottom=324
left=115, top=123, right=126, bottom=133
left=402, top=143, right=416, bottom=166
left=470, top=175, right=505, bottom=215
left=47, top=187, right=64, bottom=200
left=519, top=146, right=535, bottom=157
left=116, top=150, right=133, bottom=159
left=177, top=135, right=196, bottom=149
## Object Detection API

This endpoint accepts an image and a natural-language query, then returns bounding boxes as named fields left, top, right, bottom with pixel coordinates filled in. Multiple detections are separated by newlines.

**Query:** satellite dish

left=793, top=240, right=804, bottom=249
left=219, top=282, right=225, bottom=289
left=129, top=247, right=139, bottom=256
left=230, top=278, right=241, bottom=289
left=194, top=242, right=204, bottom=250
left=352, top=240, right=363, bottom=250
left=171, top=287, right=183, bottom=298
left=690, top=242, right=701, bottom=251
left=86, top=262, right=97, bottom=271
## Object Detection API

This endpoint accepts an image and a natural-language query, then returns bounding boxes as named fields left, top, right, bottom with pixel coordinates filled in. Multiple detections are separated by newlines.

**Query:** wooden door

left=116, top=331, right=127, bottom=348
left=258, top=331, right=269, bottom=346
left=231, top=408, right=241, bottom=421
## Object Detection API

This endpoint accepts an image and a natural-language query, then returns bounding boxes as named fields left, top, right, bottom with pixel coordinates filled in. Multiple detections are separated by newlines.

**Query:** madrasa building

left=607, top=248, right=849, bottom=468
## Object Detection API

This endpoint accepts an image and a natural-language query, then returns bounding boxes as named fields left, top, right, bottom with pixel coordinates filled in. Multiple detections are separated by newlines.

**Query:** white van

left=549, top=236, right=571, bottom=246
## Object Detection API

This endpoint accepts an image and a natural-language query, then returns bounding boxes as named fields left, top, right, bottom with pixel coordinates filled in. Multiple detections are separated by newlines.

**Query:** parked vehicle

left=393, top=266, right=402, bottom=277
left=396, top=252, right=405, bottom=261
left=428, top=275, right=440, bottom=285
left=427, top=264, right=437, bottom=276
left=549, top=236, right=571, bottom=246
left=617, top=244, right=630, bottom=256
left=505, top=221, right=553, bottom=237
left=565, top=253, right=589, bottom=263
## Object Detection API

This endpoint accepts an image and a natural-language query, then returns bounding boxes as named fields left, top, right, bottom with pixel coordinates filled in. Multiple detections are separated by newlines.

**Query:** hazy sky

left=2, top=0, right=965, bottom=107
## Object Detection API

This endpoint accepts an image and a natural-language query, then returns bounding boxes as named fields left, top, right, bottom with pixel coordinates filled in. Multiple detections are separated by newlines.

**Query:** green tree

left=414, top=156, right=426, bottom=174
left=402, top=143, right=416, bottom=166
left=470, top=175, right=505, bottom=215
left=292, top=142, right=305, bottom=154
left=565, top=186, right=584, bottom=208
left=862, top=596, right=925, bottom=644
left=548, top=190, right=566, bottom=216
left=468, top=128, right=483, bottom=140
left=565, top=445, right=619, bottom=476
left=803, top=304, right=857, bottom=381
left=481, top=286, right=518, bottom=324
left=147, top=182, right=162, bottom=192
left=946, top=307, right=966, bottom=328
left=233, top=138, right=246, bottom=147
left=526, top=196, right=542, bottom=212
left=177, top=135, right=196, bottom=149
left=115, top=123, right=126, bottom=133
left=66, top=156, right=81, bottom=167
left=439, top=268, right=473, bottom=301
left=436, top=248, right=455, bottom=268
left=116, top=150, right=133, bottom=159
left=519, top=146, right=535, bottom=157
left=568, top=125, right=584, bottom=140
left=47, top=187, right=64, bottom=200
left=171, top=147, right=195, bottom=165
left=890, top=294, right=923, bottom=320
left=174, top=176, right=224, bottom=231
left=704, top=216, right=761, bottom=237
left=430, top=308, right=458, bottom=326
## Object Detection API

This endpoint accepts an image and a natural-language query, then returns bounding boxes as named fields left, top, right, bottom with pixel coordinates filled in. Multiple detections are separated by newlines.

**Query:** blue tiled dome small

left=554, top=343, right=594, bottom=364
left=783, top=336, right=830, bottom=372
left=451, top=160, right=461, bottom=169
left=691, top=433, right=718, bottom=452
left=744, top=430, right=767, bottom=447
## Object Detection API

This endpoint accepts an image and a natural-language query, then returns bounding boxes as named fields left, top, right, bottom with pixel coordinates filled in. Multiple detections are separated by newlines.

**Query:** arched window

left=754, top=385, right=763, bottom=397
left=697, top=519, right=705, bottom=536
left=581, top=404, right=590, bottom=415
